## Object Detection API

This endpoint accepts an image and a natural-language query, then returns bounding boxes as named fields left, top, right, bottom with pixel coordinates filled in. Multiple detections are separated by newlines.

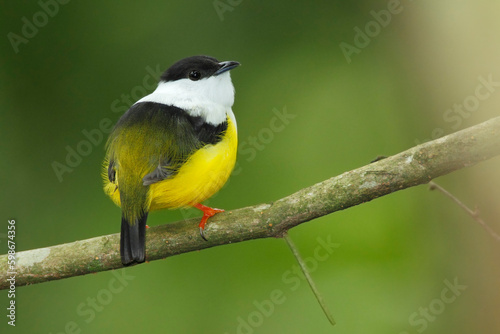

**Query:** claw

left=200, top=227, right=208, bottom=241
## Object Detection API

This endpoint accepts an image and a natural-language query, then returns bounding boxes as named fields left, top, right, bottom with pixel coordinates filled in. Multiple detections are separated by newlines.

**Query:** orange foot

left=194, top=203, right=225, bottom=241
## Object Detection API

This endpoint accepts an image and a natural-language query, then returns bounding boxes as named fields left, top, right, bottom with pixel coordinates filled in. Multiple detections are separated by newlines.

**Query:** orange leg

left=194, top=203, right=225, bottom=241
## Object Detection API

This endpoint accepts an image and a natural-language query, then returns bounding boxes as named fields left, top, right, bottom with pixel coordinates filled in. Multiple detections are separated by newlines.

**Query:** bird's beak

left=214, top=61, right=240, bottom=76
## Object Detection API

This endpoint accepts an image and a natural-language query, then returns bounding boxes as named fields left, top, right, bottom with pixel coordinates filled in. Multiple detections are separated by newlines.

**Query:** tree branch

left=2, top=117, right=500, bottom=290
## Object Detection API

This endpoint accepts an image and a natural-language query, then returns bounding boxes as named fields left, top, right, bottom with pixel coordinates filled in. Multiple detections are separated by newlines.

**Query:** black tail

left=120, top=212, right=148, bottom=265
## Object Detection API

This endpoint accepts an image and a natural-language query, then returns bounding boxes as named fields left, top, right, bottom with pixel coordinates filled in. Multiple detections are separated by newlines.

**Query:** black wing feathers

left=107, top=159, right=116, bottom=183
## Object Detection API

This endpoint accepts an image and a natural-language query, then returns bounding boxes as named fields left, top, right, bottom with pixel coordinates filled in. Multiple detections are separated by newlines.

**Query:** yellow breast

left=148, top=116, right=237, bottom=210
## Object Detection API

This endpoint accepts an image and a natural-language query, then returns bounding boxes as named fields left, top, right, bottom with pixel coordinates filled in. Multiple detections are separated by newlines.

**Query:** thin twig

left=283, top=233, right=336, bottom=326
left=429, top=181, right=500, bottom=242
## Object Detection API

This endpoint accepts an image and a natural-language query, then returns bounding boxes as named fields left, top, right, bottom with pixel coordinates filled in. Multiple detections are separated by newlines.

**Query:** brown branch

left=1, top=116, right=500, bottom=290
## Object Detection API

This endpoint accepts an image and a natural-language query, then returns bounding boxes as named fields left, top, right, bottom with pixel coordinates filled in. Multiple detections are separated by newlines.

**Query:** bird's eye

left=188, top=70, right=201, bottom=81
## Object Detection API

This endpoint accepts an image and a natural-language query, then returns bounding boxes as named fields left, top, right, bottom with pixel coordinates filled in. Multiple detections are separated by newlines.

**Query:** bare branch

left=283, top=233, right=336, bottom=326
left=429, top=181, right=500, bottom=242
left=1, top=116, right=500, bottom=290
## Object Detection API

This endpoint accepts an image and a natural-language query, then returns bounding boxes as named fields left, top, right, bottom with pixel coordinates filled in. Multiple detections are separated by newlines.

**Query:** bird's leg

left=194, top=203, right=225, bottom=241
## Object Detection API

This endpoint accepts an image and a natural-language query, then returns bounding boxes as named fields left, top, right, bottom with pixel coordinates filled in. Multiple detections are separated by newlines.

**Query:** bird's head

left=159, top=55, right=240, bottom=109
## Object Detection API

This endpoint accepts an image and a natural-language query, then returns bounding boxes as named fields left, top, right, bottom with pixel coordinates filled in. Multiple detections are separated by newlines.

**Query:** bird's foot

left=194, top=203, right=225, bottom=241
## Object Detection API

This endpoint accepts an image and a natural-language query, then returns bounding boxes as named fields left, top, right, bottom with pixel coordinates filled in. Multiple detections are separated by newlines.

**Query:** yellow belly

left=149, top=118, right=237, bottom=210
left=103, top=117, right=237, bottom=211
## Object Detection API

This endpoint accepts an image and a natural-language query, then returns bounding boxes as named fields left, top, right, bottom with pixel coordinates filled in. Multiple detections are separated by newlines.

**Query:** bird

left=102, top=55, right=240, bottom=265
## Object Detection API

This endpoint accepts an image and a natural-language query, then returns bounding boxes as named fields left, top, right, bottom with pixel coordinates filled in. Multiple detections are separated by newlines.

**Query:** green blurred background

left=1, top=1, right=500, bottom=333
